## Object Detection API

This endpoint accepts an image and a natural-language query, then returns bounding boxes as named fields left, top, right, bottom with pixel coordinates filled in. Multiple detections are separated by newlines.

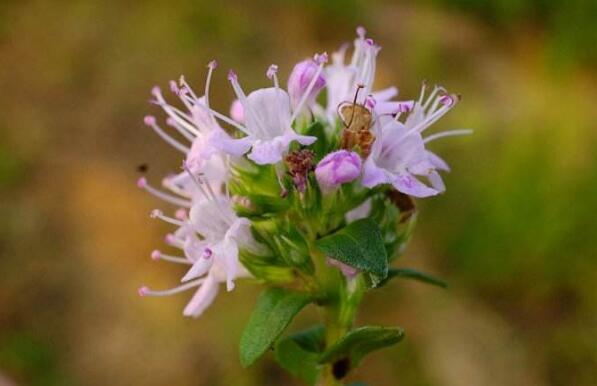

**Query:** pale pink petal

left=393, top=174, right=439, bottom=198
left=361, top=157, right=392, bottom=188
left=183, top=275, right=219, bottom=318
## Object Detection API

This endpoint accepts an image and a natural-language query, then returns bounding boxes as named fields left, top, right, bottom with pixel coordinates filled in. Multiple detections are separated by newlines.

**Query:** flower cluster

left=137, top=27, right=471, bottom=384
left=137, top=28, right=470, bottom=320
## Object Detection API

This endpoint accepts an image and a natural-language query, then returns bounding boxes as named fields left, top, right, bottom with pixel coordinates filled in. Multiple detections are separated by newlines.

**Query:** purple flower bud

left=315, top=150, right=362, bottom=192
left=287, top=59, right=326, bottom=108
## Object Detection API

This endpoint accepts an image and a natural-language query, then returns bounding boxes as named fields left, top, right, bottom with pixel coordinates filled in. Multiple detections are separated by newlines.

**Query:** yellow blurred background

left=1, top=1, right=595, bottom=385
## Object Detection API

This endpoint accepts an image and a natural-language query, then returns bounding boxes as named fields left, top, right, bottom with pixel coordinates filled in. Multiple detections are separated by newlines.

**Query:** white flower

left=362, top=84, right=472, bottom=197
left=139, top=168, right=262, bottom=318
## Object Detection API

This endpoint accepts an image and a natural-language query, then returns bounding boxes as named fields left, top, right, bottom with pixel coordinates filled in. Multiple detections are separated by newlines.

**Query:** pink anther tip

left=136, top=177, right=147, bottom=188
left=138, top=286, right=150, bottom=297
left=143, top=115, right=156, bottom=126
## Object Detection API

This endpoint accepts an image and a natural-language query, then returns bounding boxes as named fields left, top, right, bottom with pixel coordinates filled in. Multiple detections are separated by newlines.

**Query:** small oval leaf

left=319, top=326, right=404, bottom=371
left=316, top=218, right=388, bottom=286
left=240, top=287, right=311, bottom=367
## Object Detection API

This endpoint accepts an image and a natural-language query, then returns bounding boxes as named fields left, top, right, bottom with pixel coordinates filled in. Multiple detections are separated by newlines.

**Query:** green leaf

left=240, top=288, right=312, bottom=367
left=315, top=218, right=388, bottom=286
left=275, top=325, right=325, bottom=385
left=380, top=267, right=447, bottom=288
left=319, top=326, right=404, bottom=373
left=304, top=121, right=328, bottom=160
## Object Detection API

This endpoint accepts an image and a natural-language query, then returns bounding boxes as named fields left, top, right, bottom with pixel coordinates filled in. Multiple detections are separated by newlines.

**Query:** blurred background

left=1, top=1, right=596, bottom=385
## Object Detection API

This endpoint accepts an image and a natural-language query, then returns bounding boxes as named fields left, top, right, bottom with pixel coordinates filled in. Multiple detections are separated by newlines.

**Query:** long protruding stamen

left=418, top=80, right=428, bottom=105
left=423, top=129, right=473, bottom=144
left=166, top=117, right=195, bottom=142
left=290, top=53, right=327, bottom=122
left=144, top=116, right=190, bottom=153
left=138, top=177, right=192, bottom=207
left=267, top=64, right=285, bottom=121
left=425, top=87, right=447, bottom=114
left=179, top=75, right=200, bottom=101
left=164, top=233, right=184, bottom=248
left=403, top=95, right=458, bottom=137
left=138, top=278, right=204, bottom=297
left=152, top=87, right=201, bottom=137
left=162, top=176, right=193, bottom=199
left=204, top=60, right=217, bottom=108
left=228, top=70, right=267, bottom=137
left=151, top=249, right=192, bottom=265
left=422, top=85, right=444, bottom=111
left=197, top=102, right=248, bottom=133
left=267, top=64, right=279, bottom=88
left=150, top=209, right=187, bottom=227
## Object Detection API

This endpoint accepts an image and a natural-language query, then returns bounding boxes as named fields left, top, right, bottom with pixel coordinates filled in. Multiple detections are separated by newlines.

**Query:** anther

left=144, top=115, right=156, bottom=126
left=137, top=177, right=147, bottom=188
left=266, top=64, right=278, bottom=79
left=138, top=286, right=150, bottom=297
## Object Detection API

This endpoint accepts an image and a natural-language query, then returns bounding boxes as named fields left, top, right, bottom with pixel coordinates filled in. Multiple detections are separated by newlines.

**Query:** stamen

left=151, top=249, right=192, bottom=264
left=166, top=117, right=195, bottom=141
left=424, top=86, right=447, bottom=113
left=194, top=102, right=248, bottom=133
left=227, top=70, right=267, bottom=137
left=202, top=60, right=218, bottom=123
left=138, top=278, right=204, bottom=297
left=178, top=75, right=200, bottom=102
left=144, top=115, right=191, bottom=154
left=417, top=80, right=428, bottom=105
left=164, top=233, right=183, bottom=247
left=169, top=80, right=180, bottom=95
left=152, top=99, right=201, bottom=137
left=356, top=26, right=366, bottom=38
left=150, top=209, right=187, bottom=227
left=162, top=176, right=193, bottom=199
left=423, top=129, right=473, bottom=144
left=137, top=177, right=192, bottom=207
left=267, top=64, right=279, bottom=84
left=175, top=208, right=187, bottom=220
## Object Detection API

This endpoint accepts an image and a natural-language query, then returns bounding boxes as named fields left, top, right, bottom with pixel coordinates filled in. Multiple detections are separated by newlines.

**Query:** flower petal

left=392, top=173, right=439, bottom=198
left=361, top=157, right=392, bottom=188
left=181, top=254, right=213, bottom=282
left=426, top=150, right=451, bottom=171
left=183, top=275, right=219, bottom=318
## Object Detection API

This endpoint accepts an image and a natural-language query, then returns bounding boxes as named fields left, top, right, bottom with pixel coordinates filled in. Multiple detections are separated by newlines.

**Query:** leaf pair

left=274, top=325, right=404, bottom=384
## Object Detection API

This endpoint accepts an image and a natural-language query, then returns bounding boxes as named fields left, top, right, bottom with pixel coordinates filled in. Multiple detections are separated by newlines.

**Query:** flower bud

left=315, top=150, right=362, bottom=192
left=287, top=59, right=326, bottom=109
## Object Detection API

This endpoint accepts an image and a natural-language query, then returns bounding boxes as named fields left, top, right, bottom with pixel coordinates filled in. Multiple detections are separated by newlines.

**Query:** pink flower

left=315, top=150, right=362, bottom=192
left=362, top=84, right=472, bottom=197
